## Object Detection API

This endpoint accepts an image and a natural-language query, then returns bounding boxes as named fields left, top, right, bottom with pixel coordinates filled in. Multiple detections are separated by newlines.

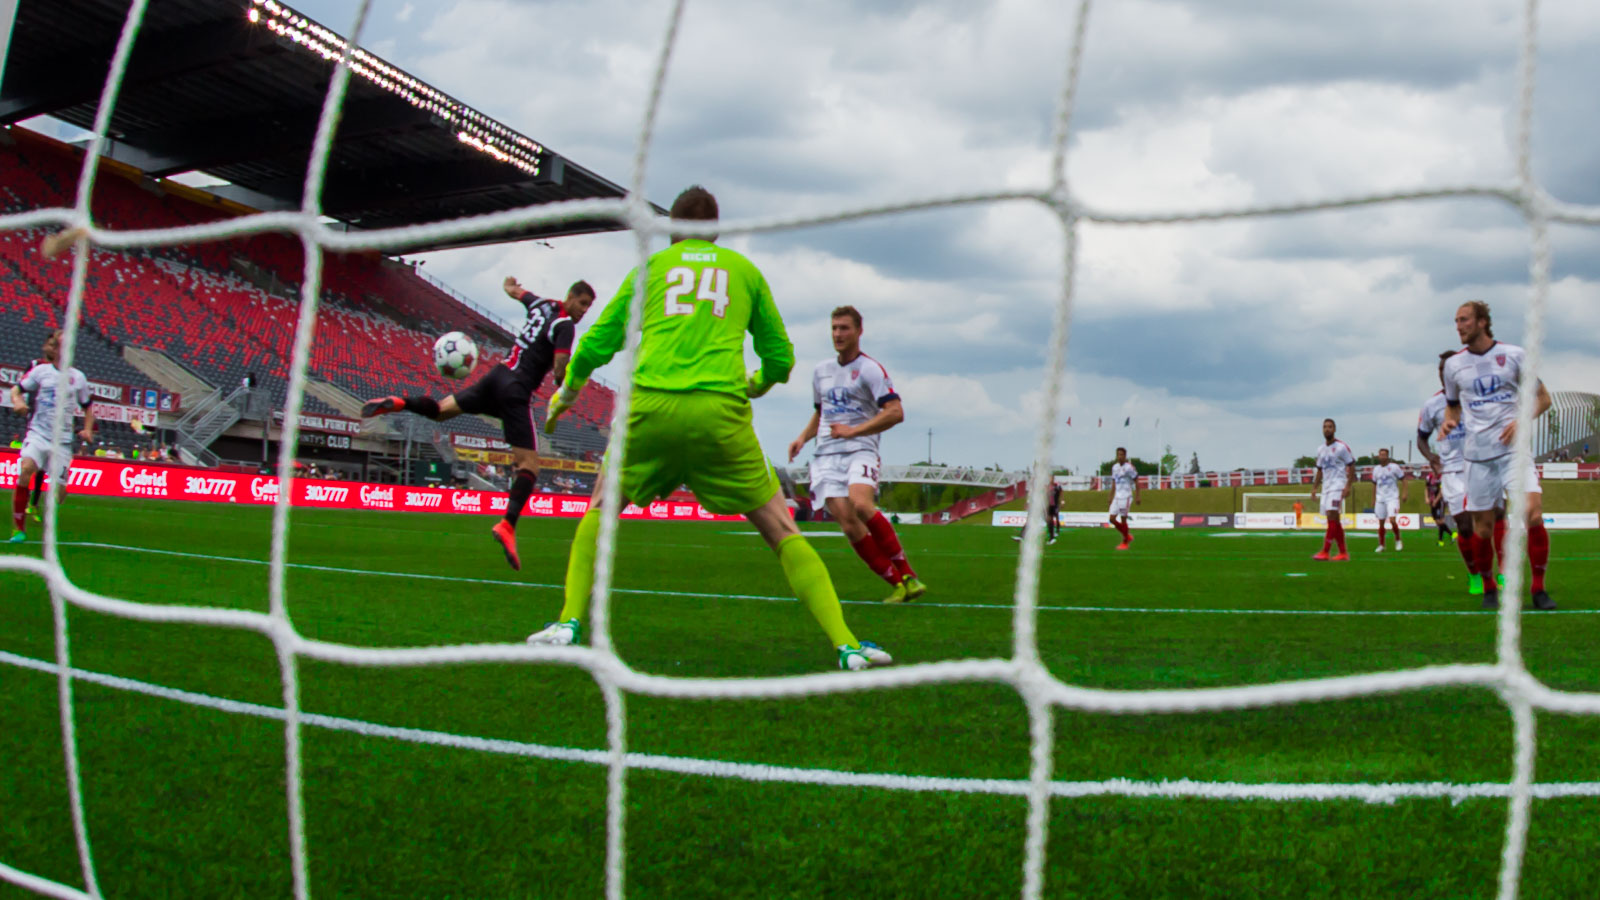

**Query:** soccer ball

left=432, top=332, right=478, bottom=379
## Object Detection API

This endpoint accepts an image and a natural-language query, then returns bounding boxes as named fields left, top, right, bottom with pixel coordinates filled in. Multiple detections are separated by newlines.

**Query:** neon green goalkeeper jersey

left=568, top=239, right=795, bottom=396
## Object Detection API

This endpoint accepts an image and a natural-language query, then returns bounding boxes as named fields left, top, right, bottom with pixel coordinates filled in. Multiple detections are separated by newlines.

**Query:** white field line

left=30, top=542, right=1593, bottom=617
left=3, top=648, right=1595, bottom=807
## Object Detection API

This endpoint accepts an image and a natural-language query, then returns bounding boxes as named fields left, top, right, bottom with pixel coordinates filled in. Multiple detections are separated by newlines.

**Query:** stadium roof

left=0, top=0, right=657, bottom=252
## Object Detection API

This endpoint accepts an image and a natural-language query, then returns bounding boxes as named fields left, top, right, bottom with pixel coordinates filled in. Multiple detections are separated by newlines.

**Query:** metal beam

left=0, top=18, right=267, bottom=123
left=290, top=157, right=556, bottom=217
left=115, top=96, right=436, bottom=176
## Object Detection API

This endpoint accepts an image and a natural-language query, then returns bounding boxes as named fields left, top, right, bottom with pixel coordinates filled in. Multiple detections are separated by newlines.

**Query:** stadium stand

left=0, top=128, right=616, bottom=459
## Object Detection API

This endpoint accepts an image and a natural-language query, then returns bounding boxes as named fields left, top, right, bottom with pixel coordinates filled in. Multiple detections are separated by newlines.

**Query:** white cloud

left=290, top=0, right=1600, bottom=473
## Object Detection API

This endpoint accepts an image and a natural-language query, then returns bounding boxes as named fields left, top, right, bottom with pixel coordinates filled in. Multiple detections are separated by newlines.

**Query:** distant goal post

left=1240, top=492, right=1310, bottom=514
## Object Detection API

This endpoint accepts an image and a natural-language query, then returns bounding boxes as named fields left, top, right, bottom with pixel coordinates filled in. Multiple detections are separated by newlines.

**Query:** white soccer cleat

left=1396, top=540, right=1404, bottom=551
left=526, top=619, right=581, bottom=646
left=858, top=641, right=894, bottom=667
left=1374, top=545, right=1385, bottom=553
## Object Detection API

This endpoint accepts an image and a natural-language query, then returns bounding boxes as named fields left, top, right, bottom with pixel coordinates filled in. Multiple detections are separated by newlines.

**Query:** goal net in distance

left=0, top=1, right=1595, bottom=900
left=1241, top=492, right=1310, bottom=514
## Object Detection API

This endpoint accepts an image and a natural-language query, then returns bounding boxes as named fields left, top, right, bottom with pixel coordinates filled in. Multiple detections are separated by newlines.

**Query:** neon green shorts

left=615, top=389, right=780, bottom=515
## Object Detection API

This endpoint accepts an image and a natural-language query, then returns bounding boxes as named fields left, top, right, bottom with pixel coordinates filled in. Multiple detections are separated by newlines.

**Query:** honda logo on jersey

left=1474, top=374, right=1502, bottom=396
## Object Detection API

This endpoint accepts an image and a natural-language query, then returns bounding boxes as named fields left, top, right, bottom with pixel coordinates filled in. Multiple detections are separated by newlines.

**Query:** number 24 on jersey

left=664, top=267, right=730, bottom=317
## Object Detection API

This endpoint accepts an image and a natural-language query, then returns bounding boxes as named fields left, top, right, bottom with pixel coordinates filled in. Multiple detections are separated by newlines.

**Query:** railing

left=410, top=266, right=519, bottom=338
left=784, top=464, right=1028, bottom=487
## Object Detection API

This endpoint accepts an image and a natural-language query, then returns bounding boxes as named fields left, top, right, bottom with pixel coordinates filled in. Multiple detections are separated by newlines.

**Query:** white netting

left=2, top=0, right=1596, bottom=898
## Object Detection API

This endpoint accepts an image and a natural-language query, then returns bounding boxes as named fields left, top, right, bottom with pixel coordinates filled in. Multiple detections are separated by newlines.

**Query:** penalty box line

left=2, top=647, right=1596, bottom=807
left=48, top=542, right=1598, bottom=617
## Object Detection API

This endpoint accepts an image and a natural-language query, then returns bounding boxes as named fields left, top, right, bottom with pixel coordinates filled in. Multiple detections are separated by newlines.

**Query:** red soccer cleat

left=361, top=395, right=404, bottom=418
left=1115, top=542, right=1130, bottom=551
left=1311, top=550, right=1331, bottom=560
left=492, top=520, right=521, bottom=571
left=1331, top=552, right=1350, bottom=561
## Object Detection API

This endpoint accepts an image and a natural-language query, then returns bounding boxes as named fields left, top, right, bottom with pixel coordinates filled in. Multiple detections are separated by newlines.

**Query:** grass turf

left=3, top=496, right=1599, bottom=899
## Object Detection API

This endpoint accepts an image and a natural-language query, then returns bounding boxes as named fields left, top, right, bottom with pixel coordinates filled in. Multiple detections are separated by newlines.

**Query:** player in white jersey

left=1419, top=350, right=1485, bottom=591
left=788, top=305, right=927, bottom=603
left=1370, top=448, right=1408, bottom=552
left=9, top=330, right=95, bottom=543
left=1106, top=447, right=1140, bottom=550
left=1440, top=301, right=1554, bottom=611
left=1309, top=418, right=1354, bottom=560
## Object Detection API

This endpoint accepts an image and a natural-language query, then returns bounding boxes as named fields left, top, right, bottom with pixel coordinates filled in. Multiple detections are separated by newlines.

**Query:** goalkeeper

left=531, top=186, right=892, bottom=671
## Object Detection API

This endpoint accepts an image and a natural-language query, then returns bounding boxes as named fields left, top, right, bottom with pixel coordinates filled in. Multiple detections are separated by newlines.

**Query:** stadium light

left=244, top=0, right=545, bottom=176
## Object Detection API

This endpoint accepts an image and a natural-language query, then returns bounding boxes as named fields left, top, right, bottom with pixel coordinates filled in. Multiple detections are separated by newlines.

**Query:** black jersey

left=504, top=293, right=575, bottom=388
left=1048, top=482, right=1062, bottom=509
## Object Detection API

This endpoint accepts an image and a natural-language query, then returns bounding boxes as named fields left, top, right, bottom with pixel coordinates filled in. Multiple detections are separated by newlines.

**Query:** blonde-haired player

left=789, top=305, right=927, bottom=603
left=1440, top=300, right=1554, bottom=611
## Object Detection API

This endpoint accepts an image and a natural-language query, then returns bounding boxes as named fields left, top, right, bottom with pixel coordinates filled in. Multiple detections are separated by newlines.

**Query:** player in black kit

left=362, top=276, right=597, bottom=570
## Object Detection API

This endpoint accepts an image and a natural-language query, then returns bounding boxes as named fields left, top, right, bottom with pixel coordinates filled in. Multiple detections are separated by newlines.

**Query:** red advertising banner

left=0, top=452, right=742, bottom=521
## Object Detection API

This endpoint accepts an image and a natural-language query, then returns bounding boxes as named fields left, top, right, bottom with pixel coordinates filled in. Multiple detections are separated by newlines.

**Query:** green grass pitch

left=3, top=496, right=1599, bottom=898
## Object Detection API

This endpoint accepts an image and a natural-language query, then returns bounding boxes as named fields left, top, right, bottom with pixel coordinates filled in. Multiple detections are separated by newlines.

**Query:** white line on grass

left=47, top=542, right=1596, bottom=617
left=3, top=648, right=1595, bottom=806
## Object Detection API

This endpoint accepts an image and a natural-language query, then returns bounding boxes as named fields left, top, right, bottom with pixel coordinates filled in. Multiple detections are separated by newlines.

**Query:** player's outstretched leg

left=528, top=508, right=604, bottom=645
left=867, top=509, right=925, bottom=601
left=828, top=494, right=905, bottom=602
left=748, top=493, right=888, bottom=669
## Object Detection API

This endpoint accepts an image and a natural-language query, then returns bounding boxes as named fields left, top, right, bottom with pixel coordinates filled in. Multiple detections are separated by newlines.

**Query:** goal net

left=1241, top=492, right=1310, bottom=514
left=0, top=0, right=1591, bottom=899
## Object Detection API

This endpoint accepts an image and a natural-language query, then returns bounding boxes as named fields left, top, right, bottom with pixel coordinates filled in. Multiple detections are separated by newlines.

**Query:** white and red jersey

left=1443, top=341, right=1534, bottom=463
left=812, top=352, right=899, bottom=457
left=1417, top=390, right=1465, bottom=473
left=1109, top=462, right=1138, bottom=497
left=18, top=362, right=90, bottom=445
left=1316, top=440, right=1355, bottom=492
left=1371, top=462, right=1406, bottom=501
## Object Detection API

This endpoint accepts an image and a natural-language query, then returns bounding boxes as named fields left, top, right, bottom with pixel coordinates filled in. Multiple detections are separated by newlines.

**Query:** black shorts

left=451, top=365, right=544, bottom=451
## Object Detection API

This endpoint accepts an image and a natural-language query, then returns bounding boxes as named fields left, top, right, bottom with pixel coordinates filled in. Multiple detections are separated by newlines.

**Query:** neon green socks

left=558, top=509, right=603, bottom=623
left=778, top=534, right=857, bottom=648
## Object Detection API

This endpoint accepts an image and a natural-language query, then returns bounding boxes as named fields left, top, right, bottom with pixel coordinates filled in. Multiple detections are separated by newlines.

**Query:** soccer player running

left=532, top=186, right=891, bottom=671
left=1419, top=350, right=1485, bottom=590
left=1309, top=419, right=1354, bottom=560
left=786, top=306, right=926, bottom=603
left=362, top=277, right=596, bottom=570
left=9, top=330, right=94, bottom=543
left=1107, top=448, right=1140, bottom=550
left=1371, top=448, right=1408, bottom=552
left=1439, top=301, right=1554, bottom=611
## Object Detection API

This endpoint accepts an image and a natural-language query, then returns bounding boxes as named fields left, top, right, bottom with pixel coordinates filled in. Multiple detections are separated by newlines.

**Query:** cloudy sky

left=126, top=1, right=1600, bottom=471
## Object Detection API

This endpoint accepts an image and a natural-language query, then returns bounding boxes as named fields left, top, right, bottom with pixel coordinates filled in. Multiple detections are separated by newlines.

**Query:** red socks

left=1113, top=519, right=1131, bottom=542
left=1377, top=521, right=1387, bottom=548
left=1528, top=522, right=1550, bottom=592
left=1474, top=530, right=1497, bottom=591
left=867, top=512, right=915, bottom=581
left=1493, top=518, right=1506, bottom=565
left=1457, top=530, right=1477, bottom=573
left=11, top=482, right=26, bottom=533
left=851, top=535, right=900, bottom=586
left=1328, top=516, right=1346, bottom=553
